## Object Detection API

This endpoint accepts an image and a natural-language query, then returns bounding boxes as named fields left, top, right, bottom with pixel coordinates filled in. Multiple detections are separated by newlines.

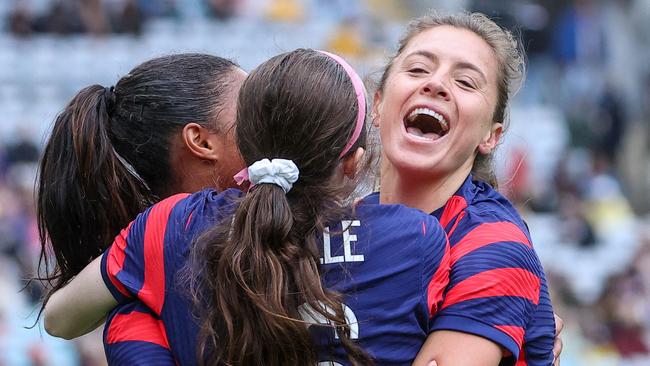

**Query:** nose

left=420, top=75, right=450, bottom=101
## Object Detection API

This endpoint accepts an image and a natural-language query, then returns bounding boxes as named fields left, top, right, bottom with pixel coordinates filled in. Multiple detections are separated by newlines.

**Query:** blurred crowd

left=1, top=0, right=650, bottom=365
left=6, top=0, right=247, bottom=36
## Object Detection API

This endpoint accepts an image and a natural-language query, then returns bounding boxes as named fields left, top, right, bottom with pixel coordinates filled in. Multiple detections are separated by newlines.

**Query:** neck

left=379, top=158, right=472, bottom=214
left=169, top=138, right=218, bottom=195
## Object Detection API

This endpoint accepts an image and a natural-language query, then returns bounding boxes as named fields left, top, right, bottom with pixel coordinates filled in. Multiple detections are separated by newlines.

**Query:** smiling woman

left=371, top=12, right=557, bottom=366
left=374, top=22, right=520, bottom=204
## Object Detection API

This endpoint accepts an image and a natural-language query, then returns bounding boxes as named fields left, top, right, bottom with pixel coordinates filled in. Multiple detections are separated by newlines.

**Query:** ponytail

left=188, top=49, right=373, bottom=365
left=36, top=85, right=155, bottom=311
left=192, top=183, right=370, bottom=365
left=35, top=54, right=243, bottom=322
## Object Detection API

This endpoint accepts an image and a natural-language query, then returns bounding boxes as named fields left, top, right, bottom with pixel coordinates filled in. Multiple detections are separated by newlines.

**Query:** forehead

left=398, top=25, right=498, bottom=80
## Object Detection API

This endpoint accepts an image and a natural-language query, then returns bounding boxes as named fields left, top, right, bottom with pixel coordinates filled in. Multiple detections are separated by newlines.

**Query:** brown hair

left=378, top=11, right=526, bottom=187
left=36, top=54, right=240, bottom=319
left=189, top=49, right=372, bottom=365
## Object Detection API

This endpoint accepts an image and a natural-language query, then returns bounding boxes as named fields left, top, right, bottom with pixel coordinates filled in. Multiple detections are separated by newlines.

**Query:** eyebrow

left=406, top=50, right=488, bottom=84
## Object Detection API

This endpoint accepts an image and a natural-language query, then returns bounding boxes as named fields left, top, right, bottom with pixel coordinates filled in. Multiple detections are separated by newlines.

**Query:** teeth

left=408, top=108, right=449, bottom=131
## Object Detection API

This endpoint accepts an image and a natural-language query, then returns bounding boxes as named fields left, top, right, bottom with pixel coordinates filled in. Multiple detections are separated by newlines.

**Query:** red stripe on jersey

left=451, top=222, right=531, bottom=264
left=439, top=195, right=468, bottom=229
left=447, top=211, right=465, bottom=237
left=185, top=211, right=194, bottom=231
left=422, top=221, right=426, bottom=236
left=139, top=194, right=189, bottom=315
left=106, top=221, right=134, bottom=298
left=106, top=311, right=171, bottom=349
left=495, top=325, right=526, bottom=348
left=441, top=268, right=540, bottom=309
left=515, top=348, right=528, bottom=366
left=427, top=237, right=451, bottom=316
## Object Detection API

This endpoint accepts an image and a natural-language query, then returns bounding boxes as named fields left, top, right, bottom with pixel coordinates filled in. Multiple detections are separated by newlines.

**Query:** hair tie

left=103, top=86, right=116, bottom=116
left=234, top=158, right=299, bottom=193
left=316, top=50, right=366, bottom=158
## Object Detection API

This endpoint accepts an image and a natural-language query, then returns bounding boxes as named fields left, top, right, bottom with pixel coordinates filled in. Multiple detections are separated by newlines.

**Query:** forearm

left=413, top=330, right=502, bottom=366
left=44, top=256, right=118, bottom=339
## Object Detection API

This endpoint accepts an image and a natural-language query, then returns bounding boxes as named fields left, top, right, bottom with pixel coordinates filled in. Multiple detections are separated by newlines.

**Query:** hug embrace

left=38, top=11, right=560, bottom=366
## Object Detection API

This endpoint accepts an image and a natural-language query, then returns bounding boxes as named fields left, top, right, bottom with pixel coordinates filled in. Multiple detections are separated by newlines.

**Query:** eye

left=457, top=79, right=476, bottom=89
left=407, top=67, right=427, bottom=74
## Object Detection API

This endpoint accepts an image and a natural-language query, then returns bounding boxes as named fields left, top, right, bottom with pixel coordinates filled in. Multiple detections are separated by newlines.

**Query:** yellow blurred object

left=365, top=0, right=410, bottom=20
left=584, top=198, right=633, bottom=233
left=326, top=21, right=365, bottom=59
left=265, top=0, right=304, bottom=23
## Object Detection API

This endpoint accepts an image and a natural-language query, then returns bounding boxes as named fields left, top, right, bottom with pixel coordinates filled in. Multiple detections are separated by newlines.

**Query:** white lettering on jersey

left=341, top=220, right=364, bottom=263
left=298, top=301, right=359, bottom=340
left=321, top=227, right=344, bottom=264
left=320, top=220, right=365, bottom=264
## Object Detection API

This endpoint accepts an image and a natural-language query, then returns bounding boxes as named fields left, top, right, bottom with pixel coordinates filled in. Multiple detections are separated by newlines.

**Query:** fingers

left=553, top=335, right=563, bottom=365
left=554, top=313, right=564, bottom=335
left=553, top=313, right=564, bottom=365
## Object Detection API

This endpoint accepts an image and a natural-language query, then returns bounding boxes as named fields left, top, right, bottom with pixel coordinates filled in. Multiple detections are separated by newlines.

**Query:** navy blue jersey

left=101, top=189, right=450, bottom=365
left=103, top=302, right=174, bottom=365
left=367, top=175, right=555, bottom=365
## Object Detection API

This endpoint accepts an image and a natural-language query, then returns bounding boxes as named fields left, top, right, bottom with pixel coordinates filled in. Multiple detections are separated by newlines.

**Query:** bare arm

left=412, top=330, right=502, bottom=366
left=44, top=256, right=117, bottom=339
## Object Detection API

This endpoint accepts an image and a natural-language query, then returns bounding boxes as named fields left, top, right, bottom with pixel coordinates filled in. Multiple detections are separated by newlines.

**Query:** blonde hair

left=378, top=12, right=526, bottom=187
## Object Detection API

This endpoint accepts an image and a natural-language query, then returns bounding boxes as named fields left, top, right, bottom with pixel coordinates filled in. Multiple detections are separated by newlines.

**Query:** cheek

left=465, top=99, right=494, bottom=135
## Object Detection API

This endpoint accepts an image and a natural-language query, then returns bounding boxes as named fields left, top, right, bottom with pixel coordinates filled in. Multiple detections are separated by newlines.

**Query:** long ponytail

left=190, top=49, right=372, bottom=365
left=36, top=85, right=154, bottom=306
left=195, top=184, right=370, bottom=365
left=35, top=54, right=243, bottom=319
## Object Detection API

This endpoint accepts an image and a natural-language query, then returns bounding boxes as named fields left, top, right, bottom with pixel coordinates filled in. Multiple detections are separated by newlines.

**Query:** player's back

left=310, top=198, right=450, bottom=365
left=103, top=189, right=449, bottom=365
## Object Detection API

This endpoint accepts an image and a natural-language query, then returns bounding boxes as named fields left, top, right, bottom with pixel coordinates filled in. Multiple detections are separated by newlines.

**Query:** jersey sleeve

left=104, top=302, right=176, bottom=365
left=100, top=193, right=190, bottom=315
left=421, top=216, right=451, bottom=323
left=430, top=210, right=546, bottom=359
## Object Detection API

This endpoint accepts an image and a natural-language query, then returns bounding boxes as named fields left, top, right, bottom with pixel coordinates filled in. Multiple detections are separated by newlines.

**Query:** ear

left=342, top=147, right=365, bottom=179
left=371, top=91, right=383, bottom=128
left=182, top=123, right=219, bottom=161
left=478, top=122, right=503, bottom=155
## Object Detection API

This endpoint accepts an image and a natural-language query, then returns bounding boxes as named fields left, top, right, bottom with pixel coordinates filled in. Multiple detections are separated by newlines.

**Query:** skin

left=171, top=68, right=247, bottom=194
left=375, top=26, right=544, bottom=366
left=43, top=147, right=366, bottom=339
left=43, top=67, right=248, bottom=338
left=45, top=44, right=564, bottom=364
left=375, top=25, right=503, bottom=215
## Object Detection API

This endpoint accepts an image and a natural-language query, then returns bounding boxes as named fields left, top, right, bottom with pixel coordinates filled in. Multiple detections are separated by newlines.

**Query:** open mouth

left=404, top=107, right=449, bottom=141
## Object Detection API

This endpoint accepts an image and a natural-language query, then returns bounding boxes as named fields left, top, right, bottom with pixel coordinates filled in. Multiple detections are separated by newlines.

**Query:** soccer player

left=371, top=12, right=557, bottom=366
left=44, top=49, right=451, bottom=365
left=36, top=53, right=247, bottom=364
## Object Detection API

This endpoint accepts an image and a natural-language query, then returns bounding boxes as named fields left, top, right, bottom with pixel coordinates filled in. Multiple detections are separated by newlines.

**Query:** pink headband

left=233, top=51, right=367, bottom=187
left=317, top=50, right=367, bottom=158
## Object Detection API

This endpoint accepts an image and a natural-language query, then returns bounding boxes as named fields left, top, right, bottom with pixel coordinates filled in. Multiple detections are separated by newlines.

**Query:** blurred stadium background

left=1, top=0, right=649, bottom=365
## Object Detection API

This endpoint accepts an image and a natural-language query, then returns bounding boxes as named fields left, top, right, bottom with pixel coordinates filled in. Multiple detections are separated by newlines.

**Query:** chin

left=386, top=157, right=441, bottom=180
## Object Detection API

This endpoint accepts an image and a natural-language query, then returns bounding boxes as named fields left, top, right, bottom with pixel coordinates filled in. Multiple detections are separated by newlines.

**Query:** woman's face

left=374, top=25, right=502, bottom=180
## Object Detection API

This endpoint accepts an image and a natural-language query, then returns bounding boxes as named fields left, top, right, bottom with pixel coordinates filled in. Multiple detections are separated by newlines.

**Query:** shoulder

left=174, top=188, right=243, bottom=235
left=449, top=181, right=543, bottom=277
left=178, top=188, right=243, bottom=211
left=358, top=199, right=443, bottom=235
left=452, top=180, right=531, bottom=243
left=466, top=181, right=528, bottom=231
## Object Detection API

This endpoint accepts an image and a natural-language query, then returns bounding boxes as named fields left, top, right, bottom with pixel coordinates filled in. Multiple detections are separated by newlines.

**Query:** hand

left=553, top=313, right=564, bottom=365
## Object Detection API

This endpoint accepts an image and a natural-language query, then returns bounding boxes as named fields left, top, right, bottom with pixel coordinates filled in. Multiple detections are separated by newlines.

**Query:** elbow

left=43, top=296, right=76, bottom=340
left=44, top=311, right=74, bottom=339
